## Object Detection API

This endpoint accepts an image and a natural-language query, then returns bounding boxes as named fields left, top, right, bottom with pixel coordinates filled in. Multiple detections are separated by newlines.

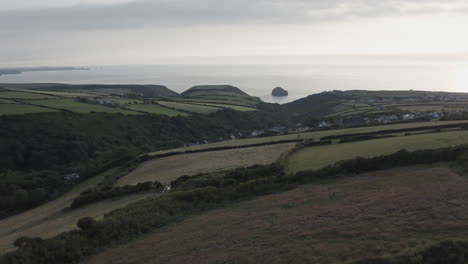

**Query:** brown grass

left=87, top=166, right=468, bottom=264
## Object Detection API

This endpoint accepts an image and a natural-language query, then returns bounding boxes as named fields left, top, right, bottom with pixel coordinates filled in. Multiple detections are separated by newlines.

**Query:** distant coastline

left=0, top=66, right=89, bottom=76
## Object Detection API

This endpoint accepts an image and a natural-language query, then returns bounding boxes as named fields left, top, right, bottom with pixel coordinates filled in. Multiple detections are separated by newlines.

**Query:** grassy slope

left=118, top=143, right=296, bottom=185
left=3, top=120, right=468, bottom=255
left=126, top=104, right=189, bottom=117
left=0, top=104, right=58, bottom=115
left=157, top=101, right=221, bottom=114
left=0, top=91, right=58, bottom=99
left=192, top=102, right=256, bottom=111
left=180, top=85, right=261, bottom=107
left=87, top=166, right=468, bottom=264
left=29, top=99, right=139, bottom=114
left=287, top=130, right=468, bottom=173
left=0, top=168, right=153, bottom=254
left=0, top=143, right=296, bottom=252
left=148, top=120, right=468, bottom=156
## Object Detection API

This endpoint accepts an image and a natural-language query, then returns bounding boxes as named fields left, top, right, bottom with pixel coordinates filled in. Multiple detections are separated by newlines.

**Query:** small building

left=64, top=173, right=80, bottom=181
left=251, top=130, right=265, bottom=137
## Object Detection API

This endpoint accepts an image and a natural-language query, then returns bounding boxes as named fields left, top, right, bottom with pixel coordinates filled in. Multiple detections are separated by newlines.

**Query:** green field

left=29, top=99, right=139, bottom=114
left=17, top=89, right=96, bottom=98
left=0, top=91, right=59, bottom=99
left=191, top=102, right=256, bottom=111
left=397, top=104, right=468, bottom=111
left=0, top=99, right=17, bottom=104
left=172, top=97, right=256, bottom=107
left=0, top=104, right=57, bottom=115
left=119, top=143, right=295, bottom=185
left=286, top=130, right=468, bottom=173
left=157, top=101, right=221, bottom=114
left=126, top=104, right=189, bottom=117
left=148, top=120, right=468, bottom=156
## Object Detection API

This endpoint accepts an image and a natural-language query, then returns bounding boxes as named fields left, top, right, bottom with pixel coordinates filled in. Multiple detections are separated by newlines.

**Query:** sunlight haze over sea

left=2, top=56, right=468, bottom=104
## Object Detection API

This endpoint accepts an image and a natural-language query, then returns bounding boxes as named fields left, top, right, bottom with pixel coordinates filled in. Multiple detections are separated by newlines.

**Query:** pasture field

left=0, top=91, right=58, bottom=99
left=172, top=97, right=256, bottom=107
left=0, top=104, right=57, bottom=115
left=0, top=168, right=154, bottom=254
left=126, top=104, right=189, bottom=117
left=396, top=104, right=468, bottom=111
left=157, top=101, right=221, bottom=114
left=29, top=99, right=139, bottom=114
left=191, top=102, right=256, bottom=111
left=17, top=89, right=96, bottom=98
left=88, top=166, right=468, bottom=264
left=286, top=129, right=468, bottom=173
left=149, top=120, right=468, bottom=156
left=0, top=99, right=16, bottom=104
left=111, top=98, right=144, bottom=105
left=118, top=143, right=296, bottom=185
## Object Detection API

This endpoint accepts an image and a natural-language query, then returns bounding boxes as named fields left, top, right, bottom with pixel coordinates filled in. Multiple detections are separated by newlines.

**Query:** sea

left=2, top=56, right=468, bottom=104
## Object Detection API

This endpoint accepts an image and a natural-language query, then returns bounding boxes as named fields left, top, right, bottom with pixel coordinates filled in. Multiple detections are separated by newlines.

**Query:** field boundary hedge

left=320, top=122, right=468, bottom=141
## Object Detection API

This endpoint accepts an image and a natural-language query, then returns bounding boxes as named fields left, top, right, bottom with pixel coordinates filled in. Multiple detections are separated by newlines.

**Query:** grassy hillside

left=2, top=83, right=179, bottom=98
left=30, top=99, right=139, bottom=114
left=286, top=129, right=468, bottom=173
left=179, top=85, right=261, bottom=107
left=118, top=143, right=295, bottom=185
left=125, top=104, right=188, bottom=116
left=286, top=89, right=468, bottom=117
left=0, top=168, right=153, bottom=254
left=146, top=120, right=468, bottom=155
left=4, top=143, right=468, bottom=263
left=181, top=85, right=249, bottom=97
left=0, top=104, right=58, bottom=115
left=87, top=166, right=468, bottom=264
left=157, top=101, right=222, bottom=114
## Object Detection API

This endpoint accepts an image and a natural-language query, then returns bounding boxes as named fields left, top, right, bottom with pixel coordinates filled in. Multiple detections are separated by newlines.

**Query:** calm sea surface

left=2, top=61, right=468, bottom=104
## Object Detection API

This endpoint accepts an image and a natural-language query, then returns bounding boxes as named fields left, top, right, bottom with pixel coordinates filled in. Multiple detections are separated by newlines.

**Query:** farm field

left=0, top=103, right=58, bottom=115
left=118, top=143, right=296, bottom=185
left=172, top=97, right=256, bottom=107
left=0, top=168, right=154, bottom=254
left=286, top=129, right=468, bottom=173
left=0, top=91, right=58, bottom=99
left=149, top=120, right=468, bottom=156
left=126, top=104, right=189, bottom=117
left=18, top=89, right=96, bottom=98
left=0, top=99, right=17, bottom=104
left=191, top=102, right=256, bottom=111
left=29, top=99, right=139, bottom=114
left=157, top=101, right=221, bottom=114
left=88, top=166, right=468, bottom=264
left=396, top=104, right=468, bottom=111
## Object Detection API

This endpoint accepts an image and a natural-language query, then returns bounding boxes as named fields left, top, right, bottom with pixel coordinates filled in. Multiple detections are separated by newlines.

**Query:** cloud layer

left=2, top=0, right=468, bottom=31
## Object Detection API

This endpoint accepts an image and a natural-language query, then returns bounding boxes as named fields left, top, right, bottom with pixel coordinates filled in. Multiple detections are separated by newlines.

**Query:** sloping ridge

left=182, top=85, right=250, bottom=96
left=1, top=83, right=180, bottom=98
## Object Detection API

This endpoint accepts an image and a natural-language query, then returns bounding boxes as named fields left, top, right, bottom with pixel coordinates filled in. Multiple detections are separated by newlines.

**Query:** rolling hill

left=0, top=83, right=180, bottom=98
left=286, top=89, right=468, bottom=117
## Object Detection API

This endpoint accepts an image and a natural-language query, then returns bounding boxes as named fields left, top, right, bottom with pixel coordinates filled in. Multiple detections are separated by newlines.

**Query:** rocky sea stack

left=272, top=87, right=288, bottom=97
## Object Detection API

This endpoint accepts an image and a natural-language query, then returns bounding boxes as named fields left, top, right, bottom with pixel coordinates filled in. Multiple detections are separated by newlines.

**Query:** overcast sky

left=2, top=0, right=468, bottom=66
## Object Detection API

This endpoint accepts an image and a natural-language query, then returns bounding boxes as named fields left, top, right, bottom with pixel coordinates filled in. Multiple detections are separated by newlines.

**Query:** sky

left=2, top=0, right=468, bottom=66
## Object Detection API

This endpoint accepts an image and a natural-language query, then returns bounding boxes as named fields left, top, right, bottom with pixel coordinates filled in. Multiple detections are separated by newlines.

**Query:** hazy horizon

left=3, top=0, right=468, bottom=66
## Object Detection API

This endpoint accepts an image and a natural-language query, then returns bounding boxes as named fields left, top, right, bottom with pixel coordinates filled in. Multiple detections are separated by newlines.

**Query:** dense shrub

left=71, top=181, right=163, bottom=208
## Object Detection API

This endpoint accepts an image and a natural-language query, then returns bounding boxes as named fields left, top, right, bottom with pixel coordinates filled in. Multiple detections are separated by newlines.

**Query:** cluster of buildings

left=81, top=97, right=114, bottom=106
